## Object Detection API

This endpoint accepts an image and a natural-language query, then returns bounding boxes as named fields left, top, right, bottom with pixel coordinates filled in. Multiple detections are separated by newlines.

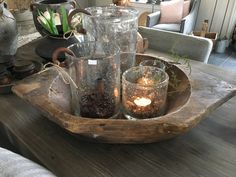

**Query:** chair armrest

left=180, top=12, right=196, bottom=34
left=180, top=0, right=200, bottom=34
left=146, top=11, right=161, bottom=27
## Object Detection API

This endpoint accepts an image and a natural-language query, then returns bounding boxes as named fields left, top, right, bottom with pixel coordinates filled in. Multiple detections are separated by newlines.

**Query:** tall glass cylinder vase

left=84, top=6, right=138, bottom=75
left=53, top=41, right=120, bottom=119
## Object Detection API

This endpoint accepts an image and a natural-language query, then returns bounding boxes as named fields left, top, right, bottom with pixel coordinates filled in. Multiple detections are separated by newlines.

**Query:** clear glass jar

left=53, top=41, right=120, bottom=118
left=84, top=6, right=138, bottom=74
left=122, top=66, right=169, bottom=119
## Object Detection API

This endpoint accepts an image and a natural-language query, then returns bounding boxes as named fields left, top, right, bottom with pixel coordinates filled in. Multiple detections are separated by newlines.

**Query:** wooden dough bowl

left=12, top=54, right=236, bottom=144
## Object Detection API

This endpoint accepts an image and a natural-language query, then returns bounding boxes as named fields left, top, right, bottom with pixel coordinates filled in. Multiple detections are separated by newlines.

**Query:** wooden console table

left=0, top=42, right=236, bottom=177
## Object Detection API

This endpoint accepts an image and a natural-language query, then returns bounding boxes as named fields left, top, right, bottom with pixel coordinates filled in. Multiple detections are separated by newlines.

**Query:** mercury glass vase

left=84, top=6, right=138, bottom=75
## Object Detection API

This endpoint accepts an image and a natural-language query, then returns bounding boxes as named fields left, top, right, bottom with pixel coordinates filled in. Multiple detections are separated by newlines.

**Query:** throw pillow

left=159, top=0, right=184, bottom=24
left=183, top=0, right=191, bottom=17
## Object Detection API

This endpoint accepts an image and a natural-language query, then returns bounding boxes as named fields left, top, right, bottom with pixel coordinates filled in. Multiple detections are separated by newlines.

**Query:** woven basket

left=6, top=0, right=31, bottom=12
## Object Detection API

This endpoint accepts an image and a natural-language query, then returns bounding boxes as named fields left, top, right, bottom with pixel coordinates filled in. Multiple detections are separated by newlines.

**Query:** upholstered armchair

left=138, top=26, right=213, bottom=63
left=146, top=0, right=201, bottom=34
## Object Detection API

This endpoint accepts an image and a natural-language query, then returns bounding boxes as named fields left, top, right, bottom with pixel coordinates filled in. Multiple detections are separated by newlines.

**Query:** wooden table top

left=0, top=45, right=236, bottom=177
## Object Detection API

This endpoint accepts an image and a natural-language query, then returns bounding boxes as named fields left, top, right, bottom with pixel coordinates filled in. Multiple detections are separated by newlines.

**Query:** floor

left=208, top=46, right=236, bottom=71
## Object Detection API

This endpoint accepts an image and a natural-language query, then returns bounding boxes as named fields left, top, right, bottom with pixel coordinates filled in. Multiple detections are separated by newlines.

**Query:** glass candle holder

left=139, top=60, right=166, bottom=71
left=122, top=66, right=169, bottom=119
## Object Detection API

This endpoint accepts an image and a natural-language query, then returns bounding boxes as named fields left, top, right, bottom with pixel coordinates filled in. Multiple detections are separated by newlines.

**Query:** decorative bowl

left=12, top=54, right=236, bottom=143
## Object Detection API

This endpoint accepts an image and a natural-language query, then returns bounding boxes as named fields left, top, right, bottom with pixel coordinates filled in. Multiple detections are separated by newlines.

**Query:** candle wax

left=134, top=97, right=152, bottom=107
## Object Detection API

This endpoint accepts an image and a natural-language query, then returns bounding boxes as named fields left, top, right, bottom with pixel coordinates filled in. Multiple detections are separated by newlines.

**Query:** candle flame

left=114, top=87, right=119, bottom=97
left=137, top=77, right=154, bottom=86
left=134, top=97, right=151, bottom=107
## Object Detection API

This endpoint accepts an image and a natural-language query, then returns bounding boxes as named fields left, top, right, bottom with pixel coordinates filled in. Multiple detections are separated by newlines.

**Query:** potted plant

left=215, top=36, right=229, bottom=54
left=30, top=0, right=89, bottom=61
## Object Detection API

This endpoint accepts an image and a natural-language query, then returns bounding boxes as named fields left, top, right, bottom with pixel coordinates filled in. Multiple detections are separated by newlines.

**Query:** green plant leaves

left=37, top=9, right=53, bottom=34
left=48, top=8, right=59, bottom=35
left=37, top=6, right=71, bottom=36
left=61, top=6, right=71, bottom=34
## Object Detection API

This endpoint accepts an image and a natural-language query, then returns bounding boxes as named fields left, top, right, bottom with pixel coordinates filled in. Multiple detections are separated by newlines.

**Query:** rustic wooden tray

left=12, top=54, right=236, bottom=144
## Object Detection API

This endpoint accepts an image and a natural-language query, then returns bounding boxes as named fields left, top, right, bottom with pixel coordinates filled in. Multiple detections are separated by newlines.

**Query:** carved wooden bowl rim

left=12, top=54, right=236, bottom=143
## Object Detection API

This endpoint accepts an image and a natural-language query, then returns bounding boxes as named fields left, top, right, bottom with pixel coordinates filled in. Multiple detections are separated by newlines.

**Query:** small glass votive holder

left=122, top=66, right=169, bottom=120
left=139, top=60, right=166, bottom=71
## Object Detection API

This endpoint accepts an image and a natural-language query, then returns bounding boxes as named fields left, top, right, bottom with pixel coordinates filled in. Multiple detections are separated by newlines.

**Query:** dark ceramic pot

left=30, top=0, right=77, bottom=36
left=30, top=0, right=91, bottom=61
left=0, top=2, right=18, bottom=65
left=35, top=35, right=79, bottom=61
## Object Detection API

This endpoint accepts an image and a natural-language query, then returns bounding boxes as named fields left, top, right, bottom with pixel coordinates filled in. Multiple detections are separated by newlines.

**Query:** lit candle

left=134, top=97, right=152, bottom=107
left=114, top=87, right=119, bottom=98
left=122, top=66, right=169, bottom=119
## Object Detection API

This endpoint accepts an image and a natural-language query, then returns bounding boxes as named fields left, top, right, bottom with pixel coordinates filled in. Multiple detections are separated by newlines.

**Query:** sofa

left=138, top=26, right=213, bottom=63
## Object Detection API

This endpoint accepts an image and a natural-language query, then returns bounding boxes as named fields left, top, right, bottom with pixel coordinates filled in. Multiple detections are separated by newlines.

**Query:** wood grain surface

left=0, top=42, right=236, bottom=177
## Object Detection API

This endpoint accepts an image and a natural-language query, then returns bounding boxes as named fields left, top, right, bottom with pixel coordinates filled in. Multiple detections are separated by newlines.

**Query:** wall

left=195, top=0, right=236, bottom=38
